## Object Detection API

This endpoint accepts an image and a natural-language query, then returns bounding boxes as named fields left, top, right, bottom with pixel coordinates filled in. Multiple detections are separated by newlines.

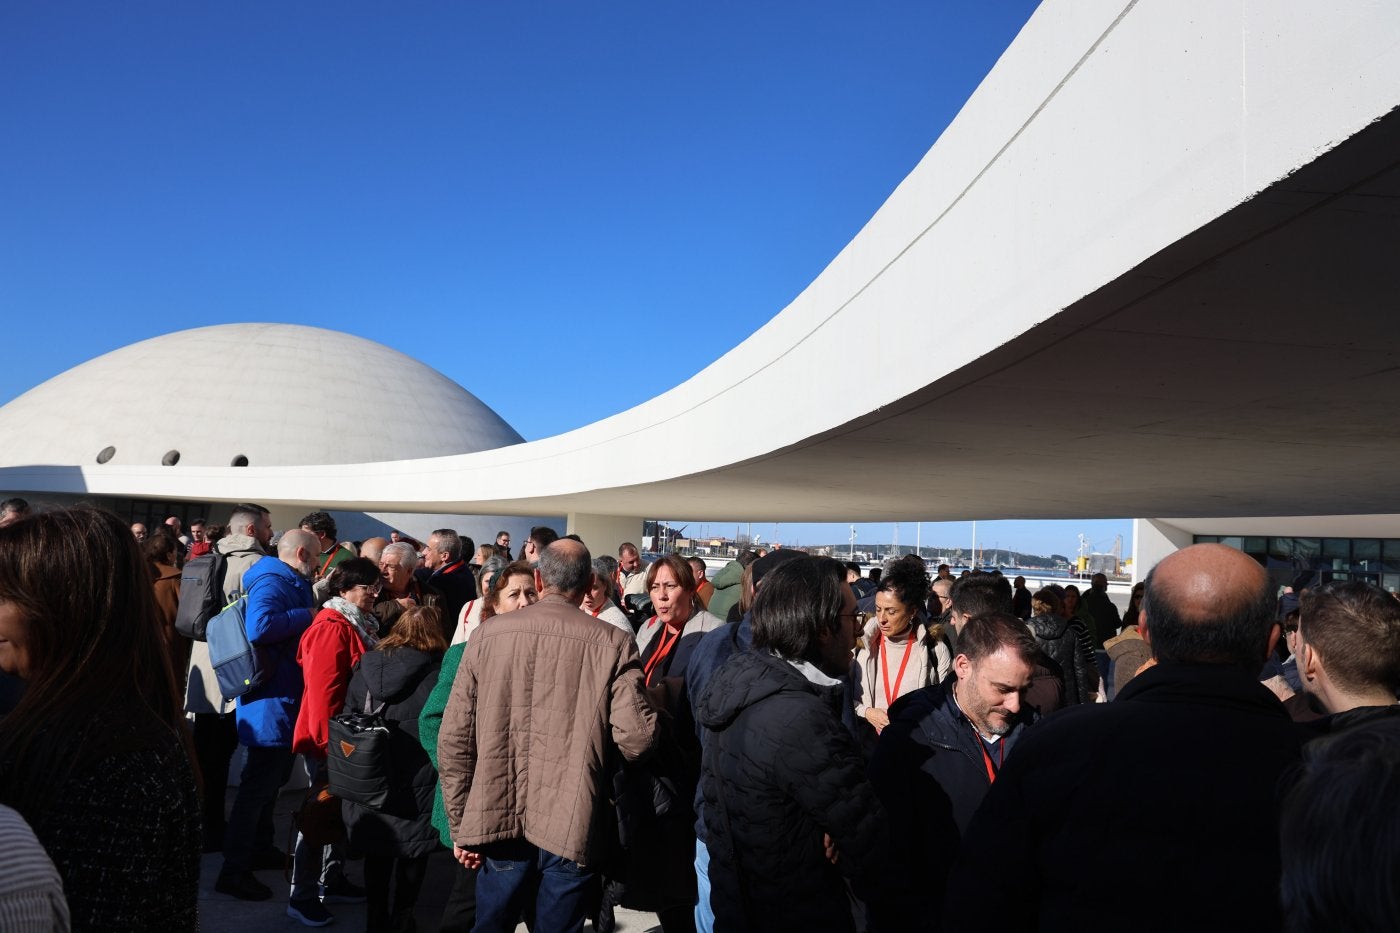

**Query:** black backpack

left=176, top=549, right=258, bottom=641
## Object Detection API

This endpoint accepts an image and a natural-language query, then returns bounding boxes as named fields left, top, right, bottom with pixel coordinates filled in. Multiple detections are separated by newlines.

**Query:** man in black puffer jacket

left=695, top=556, right=888, bottom=933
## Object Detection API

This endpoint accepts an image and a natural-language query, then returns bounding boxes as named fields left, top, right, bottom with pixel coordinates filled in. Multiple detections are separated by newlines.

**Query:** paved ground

left=198, top=787, right=660, bottom=933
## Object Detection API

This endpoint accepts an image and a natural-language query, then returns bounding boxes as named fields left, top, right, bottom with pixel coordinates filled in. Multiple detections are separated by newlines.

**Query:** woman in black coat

left=342, top=605, right=447, bottom=933
left=694, top=556, right=889, bottom=933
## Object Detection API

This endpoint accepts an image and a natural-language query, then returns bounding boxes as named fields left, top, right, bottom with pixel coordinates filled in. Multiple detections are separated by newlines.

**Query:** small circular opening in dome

left=231, top=455, right=249, bottom=467
left=96, top=446, right=115, bottom=464
left=162, top=450, right=181, bottom=466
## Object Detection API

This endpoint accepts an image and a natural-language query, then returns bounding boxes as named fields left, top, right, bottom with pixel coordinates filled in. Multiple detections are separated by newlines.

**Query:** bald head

left=359, top=536, right=390, bottom=564
left=1142, top=543, right=1275, bottom=667
left=539, top=538, right=593, bottom=602
left=278, top=529, right=320, bottom=578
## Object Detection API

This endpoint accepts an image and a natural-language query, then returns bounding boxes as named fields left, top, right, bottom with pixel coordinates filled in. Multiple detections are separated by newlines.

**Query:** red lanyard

left=591, top=605, right=602, bottom=618
left=880, top=631, right=918, bottom=708
left=972, top=723, right=1004, bottom=783
left=642, top=620, right=681, bottom=685
left=318, top=547, right=338, bottom=578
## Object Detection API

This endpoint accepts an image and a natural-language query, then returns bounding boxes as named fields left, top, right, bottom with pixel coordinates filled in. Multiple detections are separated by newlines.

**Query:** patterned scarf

left=326, top=596, right=380, bottom=650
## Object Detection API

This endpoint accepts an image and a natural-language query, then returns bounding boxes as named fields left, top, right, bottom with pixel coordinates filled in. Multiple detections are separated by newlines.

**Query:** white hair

left=381, top=540, right=419, bottom=571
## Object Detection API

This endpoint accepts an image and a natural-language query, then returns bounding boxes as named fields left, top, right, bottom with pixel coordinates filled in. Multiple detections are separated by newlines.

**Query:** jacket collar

left=1115, top=661, right=1289, bottom=718
left=913, top=677, right=1034, bottom=758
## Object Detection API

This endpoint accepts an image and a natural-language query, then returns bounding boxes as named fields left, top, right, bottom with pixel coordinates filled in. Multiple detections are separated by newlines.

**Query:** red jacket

left=293, top=606, right=369, bottom=759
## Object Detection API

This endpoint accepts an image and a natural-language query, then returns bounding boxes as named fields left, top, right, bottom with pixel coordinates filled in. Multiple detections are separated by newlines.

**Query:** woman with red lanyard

left=853, top=560, right=952, bottom=735
left=635, top=555, right=724, bottom=689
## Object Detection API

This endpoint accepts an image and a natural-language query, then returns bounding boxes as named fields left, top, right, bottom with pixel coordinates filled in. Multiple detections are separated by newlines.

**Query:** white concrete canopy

left=3, top=1, right=1400, bottom=533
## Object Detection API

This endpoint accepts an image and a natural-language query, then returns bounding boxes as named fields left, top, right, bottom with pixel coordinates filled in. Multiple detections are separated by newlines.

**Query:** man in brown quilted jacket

left=438, top=537, right=659, bottom=932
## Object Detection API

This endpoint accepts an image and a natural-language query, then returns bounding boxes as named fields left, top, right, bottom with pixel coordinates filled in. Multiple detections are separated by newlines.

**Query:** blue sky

left=0, top=1, right=1131, bottom=557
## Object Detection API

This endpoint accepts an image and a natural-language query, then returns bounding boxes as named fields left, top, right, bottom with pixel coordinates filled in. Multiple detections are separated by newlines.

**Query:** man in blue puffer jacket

left=215, top=529, right=319, bottom=903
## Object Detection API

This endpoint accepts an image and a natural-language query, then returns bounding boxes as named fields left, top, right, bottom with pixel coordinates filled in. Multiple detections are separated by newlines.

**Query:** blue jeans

left=694, top=838, right=714, bottom=933
left=222, top=744, right=295, bottom=874
left=472, top=839, right=593, bottom=933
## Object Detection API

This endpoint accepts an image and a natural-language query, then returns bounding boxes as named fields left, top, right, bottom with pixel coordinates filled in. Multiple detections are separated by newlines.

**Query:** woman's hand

left=864, top=707, right=890, bottom=732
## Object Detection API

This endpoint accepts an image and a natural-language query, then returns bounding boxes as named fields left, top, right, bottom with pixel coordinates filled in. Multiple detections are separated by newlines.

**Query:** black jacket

left=415, top=561, right=476, bottom=639
left=696, top=649, right=888, bottom=933
left=1081, top=587, right=1121, bottom=647
left=341, top=646, right=443, bottom=858
left=944, top=663, right=1308, bottom=933
left=866, top=679, right=1036, bottom=932
left=1028, top=613, right=1095, bottom=705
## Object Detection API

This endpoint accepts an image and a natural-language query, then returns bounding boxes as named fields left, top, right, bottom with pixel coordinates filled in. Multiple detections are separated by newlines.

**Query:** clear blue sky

left=0, top=1, right=1131, bottom=558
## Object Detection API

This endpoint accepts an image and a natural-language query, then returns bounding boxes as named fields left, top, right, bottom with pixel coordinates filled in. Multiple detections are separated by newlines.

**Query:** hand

left=453, top=845, right=481, bottom=869
left=823, top=833, right=840, bottom=865
left=864, top=707, right=890, bottom=732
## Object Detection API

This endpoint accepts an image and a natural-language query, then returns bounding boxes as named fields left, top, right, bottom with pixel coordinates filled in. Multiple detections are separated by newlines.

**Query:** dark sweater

left=8, top=713, right=200, bottom=932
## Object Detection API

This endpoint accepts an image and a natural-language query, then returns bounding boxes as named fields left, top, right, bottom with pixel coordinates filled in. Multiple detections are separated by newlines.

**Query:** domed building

left=0, top=323, right=523, bottom=468
left=0, top=323, right=545, bottom=545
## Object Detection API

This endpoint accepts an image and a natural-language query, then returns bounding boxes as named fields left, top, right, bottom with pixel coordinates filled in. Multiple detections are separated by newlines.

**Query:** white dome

left=0, top=323, right=524, bottom=468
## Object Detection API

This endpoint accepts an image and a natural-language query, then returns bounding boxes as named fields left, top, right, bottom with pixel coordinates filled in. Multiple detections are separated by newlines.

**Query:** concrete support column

left=1132, top=518, right=1196, bottom=582
left=567, top=513, right=643, bottom=560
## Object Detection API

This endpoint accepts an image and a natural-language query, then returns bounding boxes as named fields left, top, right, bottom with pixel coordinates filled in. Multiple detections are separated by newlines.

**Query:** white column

left=1132, top=518, right=1195, bottom=582
left=566, top=513, right=644, bottom=560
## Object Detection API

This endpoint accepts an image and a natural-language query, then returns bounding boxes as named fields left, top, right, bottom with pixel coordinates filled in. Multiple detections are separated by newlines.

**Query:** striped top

left=0, top=804, right=69, bottom=932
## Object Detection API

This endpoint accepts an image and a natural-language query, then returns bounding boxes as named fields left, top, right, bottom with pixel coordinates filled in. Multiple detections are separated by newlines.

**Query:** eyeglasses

left=355, top=583, right=382, bottom=596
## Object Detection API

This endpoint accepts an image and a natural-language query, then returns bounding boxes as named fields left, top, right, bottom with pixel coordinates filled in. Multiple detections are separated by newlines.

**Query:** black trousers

left=192, top=712, right=239, bottom=849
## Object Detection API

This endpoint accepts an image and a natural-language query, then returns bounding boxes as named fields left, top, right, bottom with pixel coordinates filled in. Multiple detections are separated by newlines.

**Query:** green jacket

left=707, top=559, right=745, bottom=622
left=418, top=641, right=466, bottom=848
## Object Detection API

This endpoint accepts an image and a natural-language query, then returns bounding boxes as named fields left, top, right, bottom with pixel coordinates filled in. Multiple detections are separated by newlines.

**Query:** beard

left=982, top=710, right=1016, bottom=736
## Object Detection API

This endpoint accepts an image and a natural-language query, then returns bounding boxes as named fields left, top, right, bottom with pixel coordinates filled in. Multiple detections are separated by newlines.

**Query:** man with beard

left=866, top=613, right=1038, bottom=931
left=215, top=529, right=319, bottom=903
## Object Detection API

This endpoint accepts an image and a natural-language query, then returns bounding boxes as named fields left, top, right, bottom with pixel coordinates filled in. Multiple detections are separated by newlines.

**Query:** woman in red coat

left=290, top=556, right=383, bottom=926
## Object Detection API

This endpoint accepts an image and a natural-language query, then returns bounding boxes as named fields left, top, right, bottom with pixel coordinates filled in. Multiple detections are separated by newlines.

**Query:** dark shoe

left=288, top=897, right=335, bottom=927
left=250, top=847, right=288, bottom=871
left=215, top=871, right=272, bottom=901
left=320, top=877, right=367, bottom=904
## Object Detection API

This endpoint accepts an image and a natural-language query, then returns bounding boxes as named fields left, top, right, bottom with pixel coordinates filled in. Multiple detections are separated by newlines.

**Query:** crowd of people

left=0, top=496, right=1397, bottom=933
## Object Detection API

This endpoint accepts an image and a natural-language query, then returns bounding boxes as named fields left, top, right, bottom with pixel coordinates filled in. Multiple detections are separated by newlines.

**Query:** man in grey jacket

left=438, top=538, right=658, bottom=933
left=184, top=503, right=271, bottom=854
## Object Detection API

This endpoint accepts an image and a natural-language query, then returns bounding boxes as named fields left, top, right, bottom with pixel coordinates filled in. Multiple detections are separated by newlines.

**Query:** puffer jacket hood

left=354, top=646, right=436, bottom=707
left=697, top=647, right=836, bottom=732
left=1029, top=612, right=1069, bottom=640
left=705, top=559, right=746, bottom=622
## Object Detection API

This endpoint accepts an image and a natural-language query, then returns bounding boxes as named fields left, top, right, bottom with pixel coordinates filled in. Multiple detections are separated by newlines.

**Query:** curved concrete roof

left=0, top=323, right=523, bottom=468
left=3, top=1, right=1400, bottom=522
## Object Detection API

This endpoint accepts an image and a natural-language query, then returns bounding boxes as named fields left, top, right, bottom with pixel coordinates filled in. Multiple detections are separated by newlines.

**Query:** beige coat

left=183, top=533, right=269, bottom=714
left=437, top=594, right=658, bottom=866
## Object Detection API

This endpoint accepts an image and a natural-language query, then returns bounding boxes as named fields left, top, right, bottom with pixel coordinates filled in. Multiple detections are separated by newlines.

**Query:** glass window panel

left=1243, top=537, right=1267, bottom=554
left=1385, top=540, right=1400, bottom=561
left=1293, top=539, right=1321, bottom=562
left=1219, top=537, right=1244, bottom=550
left=1322, top=538, right=1350, bottom=560
left=1193, top=535, right=1218, bottom=544
left=1353, top=539, right=1381, bottom=565
left=1269, top=538, right=1296, bottom=560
